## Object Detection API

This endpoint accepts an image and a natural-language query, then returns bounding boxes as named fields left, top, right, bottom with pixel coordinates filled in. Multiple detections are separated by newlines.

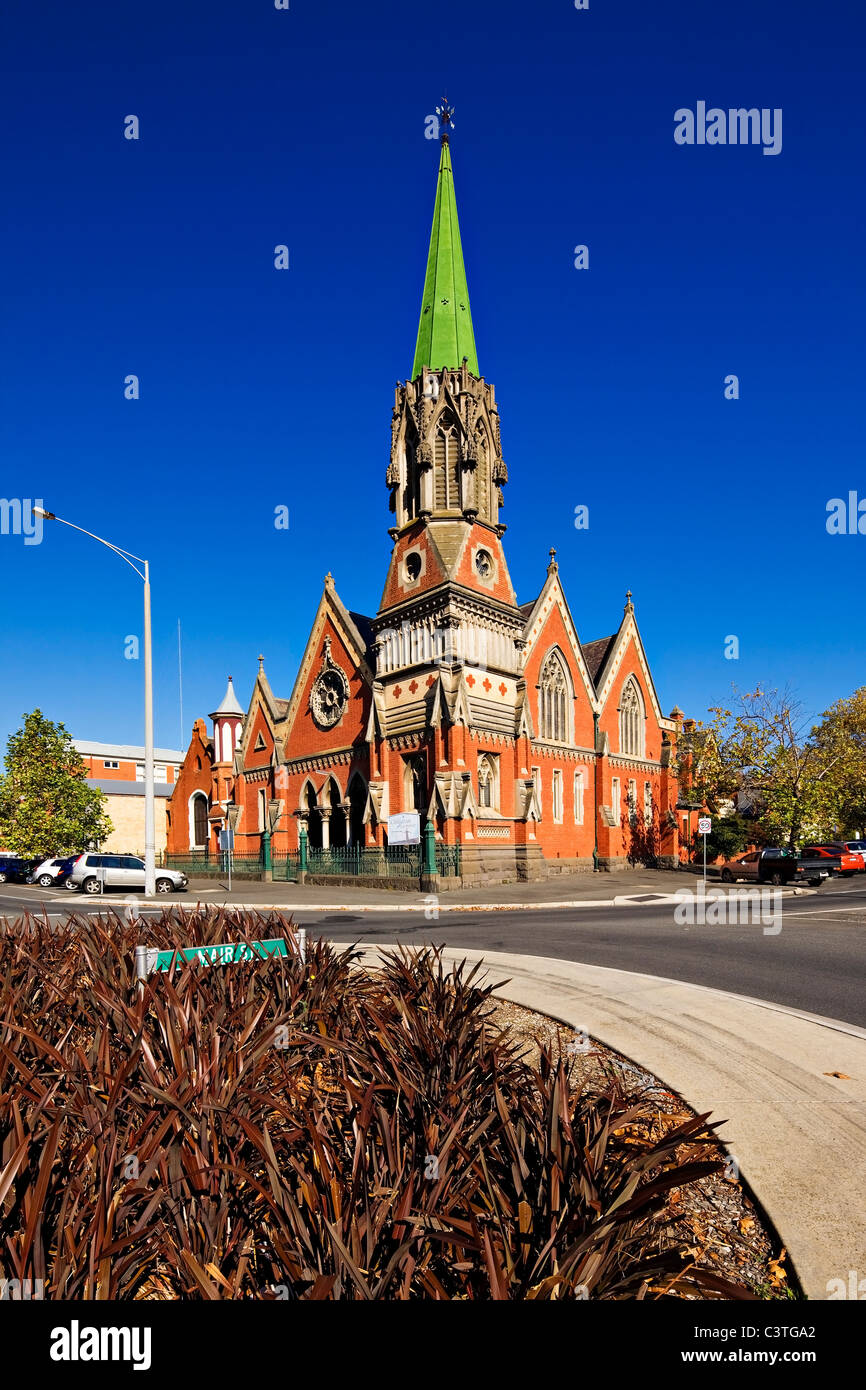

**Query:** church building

left=168, top=108, right=687, bottom=881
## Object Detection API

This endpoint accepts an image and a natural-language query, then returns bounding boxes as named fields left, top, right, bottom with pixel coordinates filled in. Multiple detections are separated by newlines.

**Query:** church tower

left=370, top=103, right=532, bottom=831
left=375, top=106, right=525, bottom=684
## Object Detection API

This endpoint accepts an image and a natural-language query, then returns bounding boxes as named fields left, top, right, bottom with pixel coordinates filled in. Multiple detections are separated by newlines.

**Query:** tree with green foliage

left=685, top=687, right=831, bottom=849
left=810, top=687, right=866, bottom=836
left=0, top=710, right=112, bottom=857
left=689, top=812, right=755, bottom=864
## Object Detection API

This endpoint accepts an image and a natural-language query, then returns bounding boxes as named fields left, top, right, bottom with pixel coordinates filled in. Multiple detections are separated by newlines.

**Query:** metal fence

left=160, top=851, right=264, bottom=877
left=162, top=844, right=461, bottom=881
left=272, top=844, right=461, bottom=881
left=271, top=852, right=300, bottom=882
left=434, top=844, right=461, bottom=878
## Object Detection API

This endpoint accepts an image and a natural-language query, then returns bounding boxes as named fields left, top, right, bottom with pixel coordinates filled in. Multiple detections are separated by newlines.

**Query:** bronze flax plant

left=0, top=910, right=753, bottom=1300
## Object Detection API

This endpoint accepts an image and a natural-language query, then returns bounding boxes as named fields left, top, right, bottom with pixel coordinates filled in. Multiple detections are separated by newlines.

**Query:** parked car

left=720, top=847, right=831, bottom=887
left=800, top=844, right=859, bottom=876
left=720, top=848, right=799, bottom=886
left=67, top=853, right=188, bottom=895
left=27, top=856, right=76, bottom=888
left=0, top=855, right=43, bottom=884
left=820, top=842, right=866, bottom=873
left=844, top=840, right=866, bottom=866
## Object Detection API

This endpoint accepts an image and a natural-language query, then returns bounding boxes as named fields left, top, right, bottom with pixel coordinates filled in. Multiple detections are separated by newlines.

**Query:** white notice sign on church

left=388, top=812, right=421, bottom=846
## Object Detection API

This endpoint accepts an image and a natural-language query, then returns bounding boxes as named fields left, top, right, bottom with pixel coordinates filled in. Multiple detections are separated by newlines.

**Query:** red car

left=802, top=843, right=864, bottom=876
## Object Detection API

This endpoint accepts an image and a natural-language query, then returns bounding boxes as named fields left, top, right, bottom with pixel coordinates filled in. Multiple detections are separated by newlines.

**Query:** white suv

left=68, top=853, right=188, bottom=895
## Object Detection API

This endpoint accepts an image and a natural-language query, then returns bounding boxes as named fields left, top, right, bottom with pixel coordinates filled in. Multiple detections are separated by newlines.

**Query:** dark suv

left=0, top=855, right=42, bottom=884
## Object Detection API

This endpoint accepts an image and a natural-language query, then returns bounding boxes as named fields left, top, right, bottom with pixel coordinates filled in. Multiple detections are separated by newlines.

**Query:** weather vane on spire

left=436, top=97, right=455, bottom=144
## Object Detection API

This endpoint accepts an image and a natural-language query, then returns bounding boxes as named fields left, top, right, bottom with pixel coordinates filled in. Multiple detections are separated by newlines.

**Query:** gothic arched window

left=402, top=439, right=418, bottom=519
left=474, top=426, right=488, bottom=517
left=404, top=753, right=427, bottom=812
left=619, top=678, right=645, bottom=757
left=539, top=650, right=572, bottom=744
left=477, top=753, right=498, bottom=810
left=191, top=794, right=208, bottom=847
left=434, top=419, right=460, bottom=511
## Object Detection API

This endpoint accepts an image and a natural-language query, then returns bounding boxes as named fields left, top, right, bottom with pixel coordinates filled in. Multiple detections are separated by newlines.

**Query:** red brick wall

left=166, top=721, right=213, bottom=852
left=379, top=521, right=515, bottom=614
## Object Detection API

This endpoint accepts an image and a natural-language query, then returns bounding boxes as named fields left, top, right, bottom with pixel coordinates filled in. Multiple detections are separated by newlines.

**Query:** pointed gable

left=237, top=657, right=290, bottom=773
left=521, top=565, right=598, bottom=749
left=277, top=576, right=374, bottom=756
left=521, top=567, right=596, bottom=701
left=593, top=602, right=666, bottom=727
left=242, top=699, right=276, bottom=770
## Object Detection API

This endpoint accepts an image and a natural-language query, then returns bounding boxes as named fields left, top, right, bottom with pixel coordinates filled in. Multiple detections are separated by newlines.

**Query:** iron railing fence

left=162, top=845, right=461, bottom=880
left=160, top=850, right=264, bottom=877
left=273, top=844, right=461, bottom=880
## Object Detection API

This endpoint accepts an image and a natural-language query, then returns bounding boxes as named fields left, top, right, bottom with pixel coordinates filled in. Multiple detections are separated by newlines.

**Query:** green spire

left=411, top=134, right=479, bottom=379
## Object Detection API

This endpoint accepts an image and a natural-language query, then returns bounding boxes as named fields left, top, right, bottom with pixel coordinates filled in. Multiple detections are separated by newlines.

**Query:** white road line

left=787, top=907, right=865, bottom=918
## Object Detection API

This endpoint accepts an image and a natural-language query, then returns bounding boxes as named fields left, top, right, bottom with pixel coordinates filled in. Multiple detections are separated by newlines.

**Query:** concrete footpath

left=182, top=866, right=809, bottom=914
left=349, top=945, right=866, bottom=1301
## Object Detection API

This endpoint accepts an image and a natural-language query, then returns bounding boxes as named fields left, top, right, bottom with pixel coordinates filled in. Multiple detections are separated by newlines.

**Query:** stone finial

left=258, top=654, right=265, bottom=673
left=547, top=546, right=558, bottom=574
left=624, top=588, right=634, bottom=611
left=324, top=571, right=335, bottom=592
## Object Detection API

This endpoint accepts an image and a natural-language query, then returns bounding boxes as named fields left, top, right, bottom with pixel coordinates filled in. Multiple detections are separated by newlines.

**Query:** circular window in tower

left=405, top=552, right=422, bottom=581
left=475, top=549, right=493, bottom=578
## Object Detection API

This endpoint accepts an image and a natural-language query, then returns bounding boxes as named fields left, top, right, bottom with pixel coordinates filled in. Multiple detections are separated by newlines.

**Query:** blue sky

left=0, top=0, right=863, bottom=753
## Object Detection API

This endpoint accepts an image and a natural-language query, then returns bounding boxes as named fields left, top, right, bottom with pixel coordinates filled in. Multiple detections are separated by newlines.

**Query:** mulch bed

left=486, top=997, right=798, bottom=1299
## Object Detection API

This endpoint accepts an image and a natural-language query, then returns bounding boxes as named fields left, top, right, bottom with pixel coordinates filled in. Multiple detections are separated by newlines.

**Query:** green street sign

left=135, top=938, right=288, bottom=979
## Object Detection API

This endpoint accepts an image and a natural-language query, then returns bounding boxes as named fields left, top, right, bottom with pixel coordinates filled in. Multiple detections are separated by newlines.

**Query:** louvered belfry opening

left=434, top=421, right=460, bottom=512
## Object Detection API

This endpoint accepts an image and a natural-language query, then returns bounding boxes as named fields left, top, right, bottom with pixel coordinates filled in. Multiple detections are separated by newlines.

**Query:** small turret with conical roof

left=210, top=676, right=244, bottom=765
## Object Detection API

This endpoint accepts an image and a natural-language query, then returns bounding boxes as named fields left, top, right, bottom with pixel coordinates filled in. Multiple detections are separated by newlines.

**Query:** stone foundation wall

left=457, top=843, right=547, bottom=885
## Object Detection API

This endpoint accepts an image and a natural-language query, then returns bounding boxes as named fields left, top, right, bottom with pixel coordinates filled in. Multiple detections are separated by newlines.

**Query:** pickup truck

left=793, top=850, right=837, bottom=886
left=720, top=848, right=831, bottom=887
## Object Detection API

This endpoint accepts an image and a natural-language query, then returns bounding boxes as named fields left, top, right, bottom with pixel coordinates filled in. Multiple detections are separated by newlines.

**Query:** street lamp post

left=34, top=508, right=156, bottom=896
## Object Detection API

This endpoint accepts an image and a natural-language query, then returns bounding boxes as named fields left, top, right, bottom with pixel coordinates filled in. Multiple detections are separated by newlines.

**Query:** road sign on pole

left=697, top=817, right=711, bottom=886
left=219, top=826, right=234, bottom=890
